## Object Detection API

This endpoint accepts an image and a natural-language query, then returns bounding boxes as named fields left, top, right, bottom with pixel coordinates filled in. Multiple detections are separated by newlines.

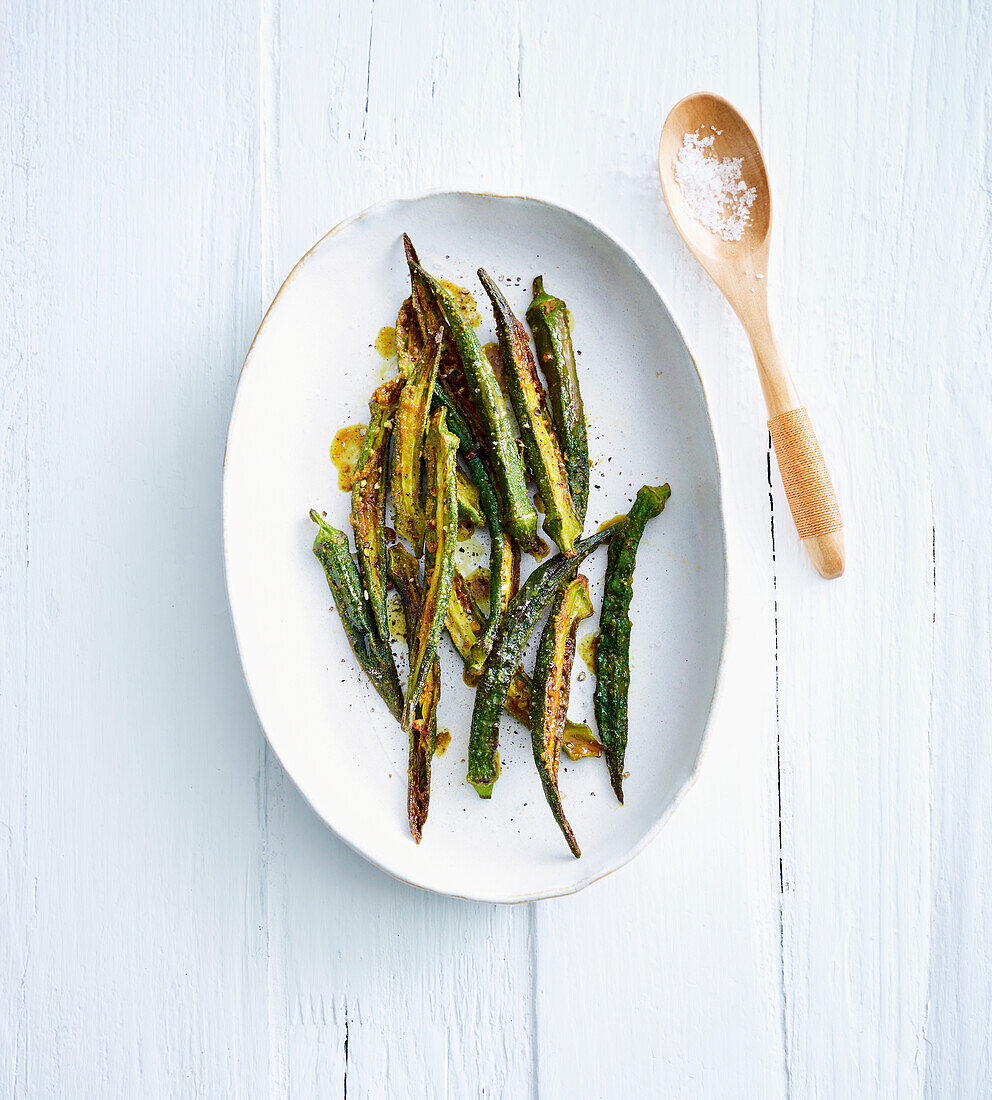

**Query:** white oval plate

left=224, top=192, right=726, bottom=902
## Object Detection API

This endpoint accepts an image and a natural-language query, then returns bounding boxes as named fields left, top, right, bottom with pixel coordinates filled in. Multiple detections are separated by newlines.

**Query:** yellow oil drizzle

left=375, top=325, right=397, bottom=358
left=330, top=424, right=365, bottom=491
left=440, top=279, right=481, bottom=327
left=435, top=729, right=452, bottom=755
left=578, top=631, right=599, bottom=672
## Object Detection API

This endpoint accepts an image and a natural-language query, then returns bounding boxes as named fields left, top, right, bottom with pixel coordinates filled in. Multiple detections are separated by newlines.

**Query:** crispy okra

left=530, top=574, right=593, bottom=857
left=391, top=330, right=443, bottom=551
left=432, top=385, right=516, bottom=673
left=478, top=269, right=582, bottom=556
left=403, top=408, right=459, bottom=732
left=467, top=521, right=624, bottom=798
left=388, top=545, right=440, bottom=843
left=351, top=375, right=404, bottom=646
left=407, top=257, right=538, bottom=546
left=594, top=484, right=671, bottom=803
left=309, top=510, right=403, bottom=719
left=526, top=276, right=589, bottom=521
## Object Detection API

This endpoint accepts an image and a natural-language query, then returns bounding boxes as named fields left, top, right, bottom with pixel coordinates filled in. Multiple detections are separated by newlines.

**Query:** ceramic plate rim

left=222, top=188, right=730, bottom=903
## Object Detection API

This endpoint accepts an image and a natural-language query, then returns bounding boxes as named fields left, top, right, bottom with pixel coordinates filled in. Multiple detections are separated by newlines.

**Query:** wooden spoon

left=659, top=92, right=844, bottom=579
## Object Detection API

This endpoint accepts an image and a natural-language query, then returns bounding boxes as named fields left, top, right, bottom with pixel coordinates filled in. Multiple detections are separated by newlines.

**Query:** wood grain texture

left=758, top=1, right=991, bottom=1095
left=3, top=0, right=992, bottom=1096
left=1, top=1, right=268, bottom=1094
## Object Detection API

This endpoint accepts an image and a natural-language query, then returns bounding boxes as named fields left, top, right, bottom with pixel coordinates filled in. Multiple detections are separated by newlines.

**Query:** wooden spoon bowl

left=659, top=92, right=771, bottom=267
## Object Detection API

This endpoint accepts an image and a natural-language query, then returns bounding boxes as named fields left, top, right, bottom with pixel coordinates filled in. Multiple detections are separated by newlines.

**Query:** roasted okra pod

left=594, top=483, right=671, bottom=803
left=351, top=375, right=405, bottom=646
left=390, top=329, right=443, bottom=551
left=478, top=269, right=582, bottom=556
left=432, top=385, right=517, bottom=673
left=309, top=510, right=403, bottom=719
left=467, top=520, right=624, bottom=797
left=388, top=545, right=441, bottom=843
left=403, top=408, right=459, bottom=732
left=526, top=276, right=589, bottom=521
left=408, top=259, right=538, bottom=546
left=445, top=568, right=595, bottom=751
left=530, top=574, right=593, bottom=857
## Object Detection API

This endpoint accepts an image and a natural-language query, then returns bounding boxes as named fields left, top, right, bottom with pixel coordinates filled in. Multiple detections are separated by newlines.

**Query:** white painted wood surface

left=2, top=0, right=989, bottom=1095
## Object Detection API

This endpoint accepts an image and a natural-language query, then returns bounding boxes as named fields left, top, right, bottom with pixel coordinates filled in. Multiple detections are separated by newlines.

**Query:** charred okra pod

left=445, top=570, right=596, bottom=753
left=526, top=276, right=589, bottom=521
left=594, top=483, right=671, bottom=803
left=390, top=329, right=443, bottom=551
left=403, top=235, right=482, bottom=438
left=432, top=385, right=516, bottom=673
left=530, top=574, right=593, bottom=857
left=351, top=375, right=404, bottom=645
left=309, top=510, right=403, bottom=719
left=395, top=296, right=422, bottom=378
left=388, top=545, right=440, bottom=843
left=403, top=408, right=459, bottom=731
left=407, top=259, right=537, bottom=546
left=467, top=521, right=624, bottom=797
left=478, top=269, right=582, bottom=556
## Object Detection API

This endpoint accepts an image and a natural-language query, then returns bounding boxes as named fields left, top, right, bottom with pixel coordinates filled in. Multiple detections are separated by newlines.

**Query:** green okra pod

left=445, top=570, right=595, bottom=753
left=407, top=256, right=538, bottom=546
left=395, top=296, right=422, bottom=378
left=530, top=574, right=594, bottom=857
left=526, top=276, right=589, bottom=521
left=309, top=510, right=403, bottom=719
left=387, top=545, right=440, bottom=843
left=467, top=520, right=625, bottom=797
left=478, top=268, right=582, bottom=556
left=403, top=408, right=459, bottom=731
left=390, top=329, right=443, bottom=551
left=455, top=465, right=484, bottom=529
left=351, top=375, right=405, bottom=646
left=403, top=235, right=482, bottom=438
left=432, top=384, right=515, bottom=673
left=594, top=483, right=671, bottom=803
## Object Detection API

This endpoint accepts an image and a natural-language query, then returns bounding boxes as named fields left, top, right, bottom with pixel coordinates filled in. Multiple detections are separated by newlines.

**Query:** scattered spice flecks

left=673, top=127, right=756, bottom=242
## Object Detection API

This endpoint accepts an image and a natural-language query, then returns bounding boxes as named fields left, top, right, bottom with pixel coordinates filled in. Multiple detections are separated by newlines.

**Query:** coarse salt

left=673, top=128, right=757, bottom=242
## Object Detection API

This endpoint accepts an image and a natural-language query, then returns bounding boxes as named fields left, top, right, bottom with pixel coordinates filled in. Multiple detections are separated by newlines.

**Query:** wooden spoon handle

left=767, top=407, right=844, bottom=578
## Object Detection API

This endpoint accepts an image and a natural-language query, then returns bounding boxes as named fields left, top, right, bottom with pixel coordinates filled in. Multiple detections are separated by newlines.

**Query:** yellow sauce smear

left=578, top=631, right=599, bottom=672
left=375, top=325, right=397, bottom=358
left=435, top=729, right=452, bottom=755
left=597, top=514, right=626, bottom=532
left=330, top=424, right=365, bottom=491
left=440, top=279, right=481, bottom=327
